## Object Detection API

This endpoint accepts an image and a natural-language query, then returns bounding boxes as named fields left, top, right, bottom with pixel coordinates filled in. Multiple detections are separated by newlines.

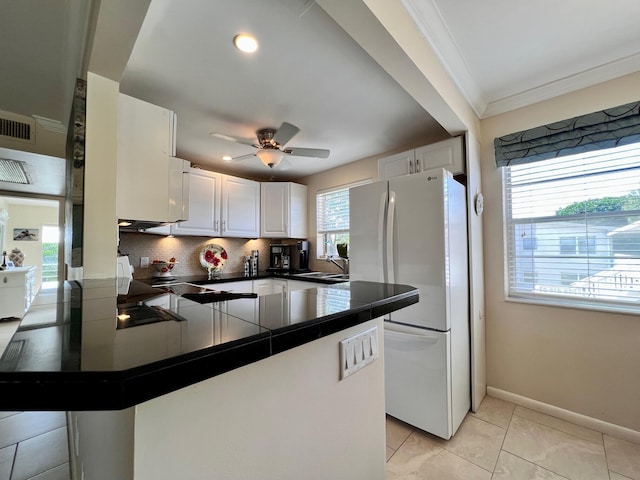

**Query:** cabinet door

left=0, top=271, right=28, bottom=319
left=378, top=150, right=414, bottom=180
left=117, top=94, right=177, bottom=222
left=171, top=169, right=221, bottom=236
left=286, top=280, right=313, bottom=292
left=253, top=279, right=288, bottom=296
left=221, top=175, right=260, bottom=237
left=261, top=182, right=307, bottom=238
left=261, top=183, right=289, bottom=237
left=414, top=136, right=464, bottom=175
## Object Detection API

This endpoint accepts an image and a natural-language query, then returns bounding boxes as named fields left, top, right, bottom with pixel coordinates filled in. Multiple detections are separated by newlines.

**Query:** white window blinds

left=504, top=142, right=640, bottom=310
left=316, top=186, right=350, bottom=235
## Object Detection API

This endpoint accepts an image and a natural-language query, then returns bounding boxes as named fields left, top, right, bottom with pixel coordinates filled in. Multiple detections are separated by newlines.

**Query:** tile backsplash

left=119, top=233, right=274, bottom=279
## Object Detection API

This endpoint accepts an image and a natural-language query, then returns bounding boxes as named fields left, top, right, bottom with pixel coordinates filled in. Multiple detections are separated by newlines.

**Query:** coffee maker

left=297, top=240, right=310, bottom=272
left=268, top=244, right=291, bottom=272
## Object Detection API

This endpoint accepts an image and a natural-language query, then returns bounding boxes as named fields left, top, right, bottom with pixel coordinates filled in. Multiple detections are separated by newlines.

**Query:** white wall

left=83, top=72, right=119, bottom=278
left=480, top=72, right=640, bottom=432
left=134, top=318, right=386, bottom=480
left=3, top=203, right=58, bottom=292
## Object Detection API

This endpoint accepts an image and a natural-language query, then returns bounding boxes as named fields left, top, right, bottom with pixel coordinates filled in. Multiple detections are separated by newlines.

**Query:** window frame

left=315, top=179, right=370, bottom=259
left=501, top=143, right=640, bottom=315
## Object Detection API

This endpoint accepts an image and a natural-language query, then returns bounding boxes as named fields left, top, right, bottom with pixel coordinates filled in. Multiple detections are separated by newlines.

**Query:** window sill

left=505, top=293, right=640, bottom=316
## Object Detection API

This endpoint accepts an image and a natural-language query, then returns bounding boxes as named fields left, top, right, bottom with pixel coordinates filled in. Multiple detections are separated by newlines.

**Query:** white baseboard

left=487, top=386, right=640, bottom=445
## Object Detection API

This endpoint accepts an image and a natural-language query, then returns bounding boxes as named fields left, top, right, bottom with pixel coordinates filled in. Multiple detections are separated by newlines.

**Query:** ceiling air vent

left=0, top=110, right=35, bottom=144
left=0, top=159, right=31, bottom=184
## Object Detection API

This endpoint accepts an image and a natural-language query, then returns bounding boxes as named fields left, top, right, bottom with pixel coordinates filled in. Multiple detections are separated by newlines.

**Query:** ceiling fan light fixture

left=233, top=33, right=258, bottom=53
left=256, top=149, right=284, bottom=168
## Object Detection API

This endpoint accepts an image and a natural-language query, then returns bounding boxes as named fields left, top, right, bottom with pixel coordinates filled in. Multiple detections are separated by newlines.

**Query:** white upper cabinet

left=378, top=136, right=465, bottom=180
left=414, top=136, right=464, bottom=175
left=378, top=150, right=416, bottom=180
left=170, top=168, right=221, bottom=237
left=260, top=182, right=307, bottom=238
left=149, top=170, right=260, bottom=238
left=220, top=175, right=260, bottom=238
left=117, top=93, right=188, bottom=223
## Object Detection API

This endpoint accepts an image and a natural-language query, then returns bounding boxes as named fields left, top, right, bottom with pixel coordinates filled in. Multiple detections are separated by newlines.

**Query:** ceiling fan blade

left=210, top=132, right=258, bottom=148
left=283, top=147, right=330, bottom=158
left=228, top=152, right=256, bottom=162
left=272, top=122, right=300, bottom=146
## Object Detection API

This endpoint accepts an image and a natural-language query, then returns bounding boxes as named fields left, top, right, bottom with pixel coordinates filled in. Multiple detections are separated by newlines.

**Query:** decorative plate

left=199, top=243, right=227, bottom=272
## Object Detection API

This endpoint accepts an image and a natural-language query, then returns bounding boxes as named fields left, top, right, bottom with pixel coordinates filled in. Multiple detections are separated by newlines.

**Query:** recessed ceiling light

left=233, top=33, right=258, bottom=53
left=222, top=155, right=232, bottom=161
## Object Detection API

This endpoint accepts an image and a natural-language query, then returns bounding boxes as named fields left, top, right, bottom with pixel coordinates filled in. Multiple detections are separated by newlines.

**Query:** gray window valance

left=494, top=100, right=640, bottom=167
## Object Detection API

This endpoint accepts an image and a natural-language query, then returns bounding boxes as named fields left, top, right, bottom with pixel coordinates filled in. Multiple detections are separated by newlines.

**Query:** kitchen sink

left=295, top=272, right=330, bottom=277
left=328, top=274, right=350, bottom=280
left=293, top=272, right=349, bottom=281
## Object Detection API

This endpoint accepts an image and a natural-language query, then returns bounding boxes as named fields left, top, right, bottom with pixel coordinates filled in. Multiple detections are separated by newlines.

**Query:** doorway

left=0, top=195, right=63, bottom=293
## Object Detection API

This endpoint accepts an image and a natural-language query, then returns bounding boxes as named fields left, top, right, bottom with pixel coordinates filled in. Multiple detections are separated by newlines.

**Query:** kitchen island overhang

left=0, top=279, right=418, bottom=411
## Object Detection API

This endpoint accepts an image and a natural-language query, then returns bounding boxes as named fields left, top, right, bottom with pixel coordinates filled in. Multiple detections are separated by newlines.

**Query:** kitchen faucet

left=326, top=255, right=349, bottom=274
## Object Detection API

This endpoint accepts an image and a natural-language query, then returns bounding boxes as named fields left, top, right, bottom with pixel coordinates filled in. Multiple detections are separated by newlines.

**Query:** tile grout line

left=9, top=442, right=17, bottom=480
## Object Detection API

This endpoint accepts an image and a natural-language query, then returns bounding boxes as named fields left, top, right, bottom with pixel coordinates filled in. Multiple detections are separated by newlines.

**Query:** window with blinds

left=316, top=180, right=369, bottom=258
left=504, top=141, right=640, bottom=311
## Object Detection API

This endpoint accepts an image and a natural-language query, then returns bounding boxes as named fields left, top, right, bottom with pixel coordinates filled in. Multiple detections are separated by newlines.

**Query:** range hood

left=118, top=219, right=174, bottom=232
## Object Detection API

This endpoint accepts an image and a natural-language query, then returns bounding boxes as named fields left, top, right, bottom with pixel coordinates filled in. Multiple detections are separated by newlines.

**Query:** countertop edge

left=0, top=281, right=418, bottom=411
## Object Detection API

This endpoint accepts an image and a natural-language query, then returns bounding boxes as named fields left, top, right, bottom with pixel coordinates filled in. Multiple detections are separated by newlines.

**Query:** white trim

left=483, top=52, right=640, bottom=118
left=400, top=0, right=487, bottom=118
left=487, top=386, right=640, bottom=445
left=400, top=0, right=640, bottom=119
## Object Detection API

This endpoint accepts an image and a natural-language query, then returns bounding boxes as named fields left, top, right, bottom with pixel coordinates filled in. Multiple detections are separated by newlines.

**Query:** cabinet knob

left=3, top=277, right=7, bottom=283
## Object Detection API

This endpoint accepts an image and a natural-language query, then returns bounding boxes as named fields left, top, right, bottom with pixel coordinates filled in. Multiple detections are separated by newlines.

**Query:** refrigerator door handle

left=386, top=190, right=396, bottom=284
left=378, top=191, right=387, bottom=283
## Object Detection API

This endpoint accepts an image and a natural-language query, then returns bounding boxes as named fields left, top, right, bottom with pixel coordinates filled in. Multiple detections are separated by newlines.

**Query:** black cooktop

left=153, top=283, right=216, bottom=296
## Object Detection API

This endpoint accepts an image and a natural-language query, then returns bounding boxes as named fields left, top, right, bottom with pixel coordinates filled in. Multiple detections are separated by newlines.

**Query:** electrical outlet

left=140, top=256, right=149, bottom=268
left=339, top=326, right=379, bottom=379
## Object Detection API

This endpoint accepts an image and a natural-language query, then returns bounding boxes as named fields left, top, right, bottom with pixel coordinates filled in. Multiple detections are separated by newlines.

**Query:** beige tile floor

left=4, top=317, right=640, bottom=480
left=386, top=395, right=640, bottom=480
left=0, top=319, right=20, bottom=354
left=1, top=320, right=71, bottom=480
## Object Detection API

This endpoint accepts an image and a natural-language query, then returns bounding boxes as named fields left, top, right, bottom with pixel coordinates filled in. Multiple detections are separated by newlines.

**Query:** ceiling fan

left=213, top=122, right=330, bottom=168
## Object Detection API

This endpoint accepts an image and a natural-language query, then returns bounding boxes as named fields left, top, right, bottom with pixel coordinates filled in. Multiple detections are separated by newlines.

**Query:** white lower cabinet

left=176, top=297, right=216, bottom=350
left=286, top=279, right=315, bottom=292
left=0, top=267, right=36, bottom=319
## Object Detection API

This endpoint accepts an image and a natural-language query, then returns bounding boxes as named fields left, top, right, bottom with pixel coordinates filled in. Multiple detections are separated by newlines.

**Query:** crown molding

left=401, top=0, right=487, bottom=118
left=401, top=0, right=640, bottom=120
left=482, top=52, right=640, bottom=118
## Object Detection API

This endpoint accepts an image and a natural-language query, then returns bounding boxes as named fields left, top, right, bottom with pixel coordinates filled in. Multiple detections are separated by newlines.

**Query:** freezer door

left=384, top=322, right=453, bottom=439
left=349, top=180, right=388, bottom=282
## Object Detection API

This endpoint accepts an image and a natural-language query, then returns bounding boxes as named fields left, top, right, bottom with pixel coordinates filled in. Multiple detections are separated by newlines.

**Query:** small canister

left=250, top=250, right=259, bottom=276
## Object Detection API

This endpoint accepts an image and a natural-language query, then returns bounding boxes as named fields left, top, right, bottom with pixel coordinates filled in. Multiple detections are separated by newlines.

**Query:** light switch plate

left=140, top=256, right=149, bottom=268
left=339, top=326, right=379, bottom=380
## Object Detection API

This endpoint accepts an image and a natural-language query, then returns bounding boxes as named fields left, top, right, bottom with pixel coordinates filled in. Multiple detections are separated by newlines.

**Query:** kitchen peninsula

left=0, top=277, right=417, bottom=480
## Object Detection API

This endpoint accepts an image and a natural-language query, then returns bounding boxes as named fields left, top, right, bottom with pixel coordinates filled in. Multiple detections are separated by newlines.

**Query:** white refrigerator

left=349, top=168, right=469, bottom=440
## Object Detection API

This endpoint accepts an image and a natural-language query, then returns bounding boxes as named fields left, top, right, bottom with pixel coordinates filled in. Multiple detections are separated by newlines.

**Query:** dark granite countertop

left=0, top=277, right=418, bottom=411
